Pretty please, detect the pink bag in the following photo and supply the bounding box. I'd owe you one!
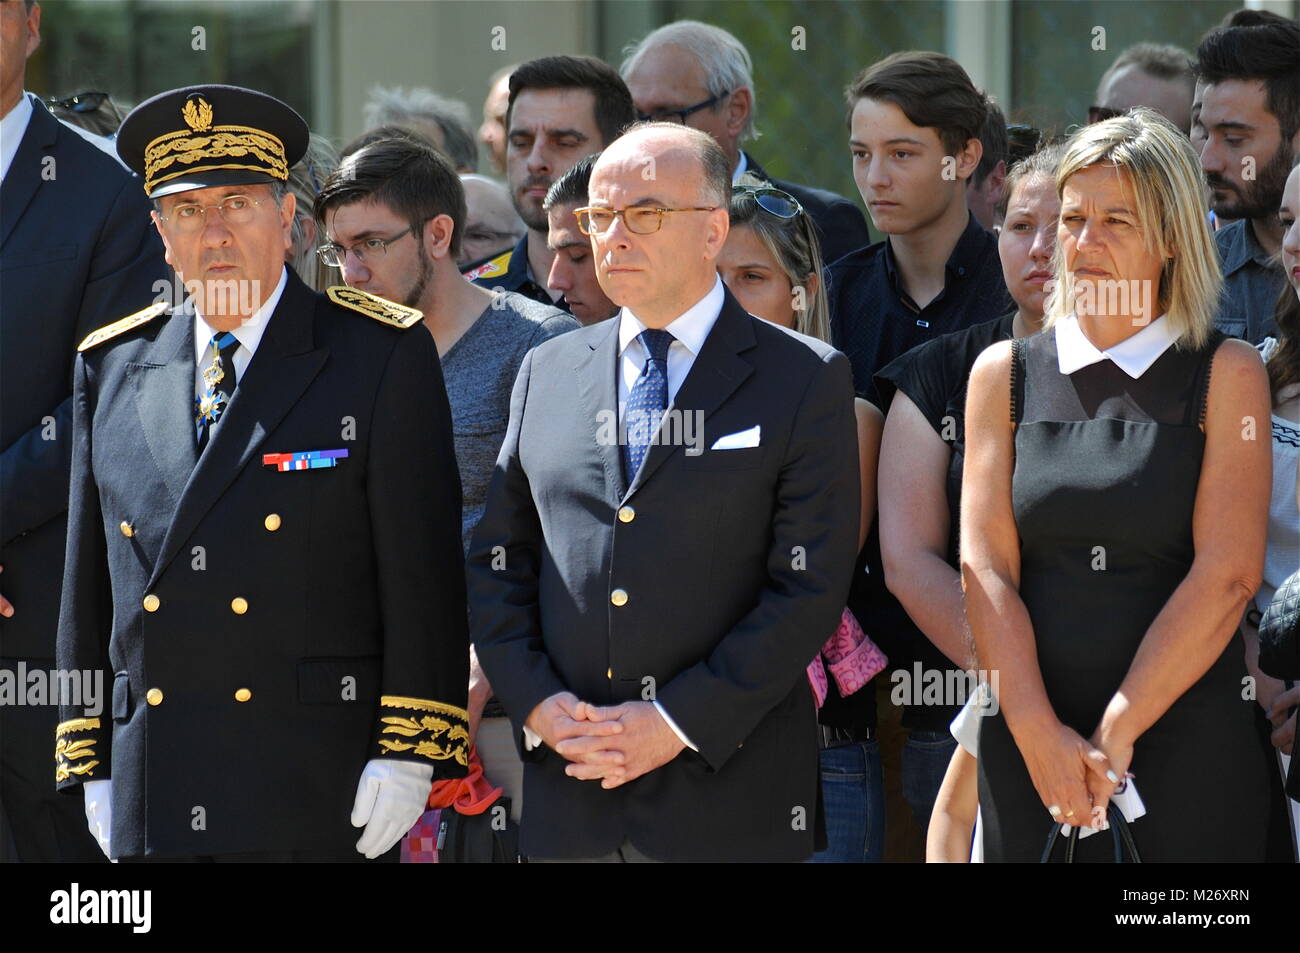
[806,608,888,708]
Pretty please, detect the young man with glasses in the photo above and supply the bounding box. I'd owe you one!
[620,20,871,265]
[468,122,859,862]
[465,55,636,311]
[55,85,470,862]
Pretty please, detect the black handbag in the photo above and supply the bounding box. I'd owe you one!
[436,796,523,863]
[1259,570,1300,680]
[1040,804,1142,863]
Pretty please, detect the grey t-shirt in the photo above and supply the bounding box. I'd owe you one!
[440,291,579,552]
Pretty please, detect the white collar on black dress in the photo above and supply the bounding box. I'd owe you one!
[1055,313,1177,379]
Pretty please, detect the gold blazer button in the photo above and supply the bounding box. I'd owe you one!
[617,506,636,523]
[610,588,628,607]
[264,513,281,532]
[146,688,164,706]
[119,521,135,538]
[142,594,160,612]
[231,597,249,615]
[234,688,252,702]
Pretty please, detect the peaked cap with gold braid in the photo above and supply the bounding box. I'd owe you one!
[116,85,309,198]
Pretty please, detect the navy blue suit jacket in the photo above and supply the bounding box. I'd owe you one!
[0,97,166,658]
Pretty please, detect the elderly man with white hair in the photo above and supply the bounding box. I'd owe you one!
[621,19,871,265]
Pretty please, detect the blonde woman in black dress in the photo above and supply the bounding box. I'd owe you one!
[961,108,1284,861]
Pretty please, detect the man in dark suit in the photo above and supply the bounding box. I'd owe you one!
[0,0,166,862]
[468,121,859,861]
[620,19,872,265]
[55,85,468,861]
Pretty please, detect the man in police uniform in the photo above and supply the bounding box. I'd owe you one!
[55,85,469,861]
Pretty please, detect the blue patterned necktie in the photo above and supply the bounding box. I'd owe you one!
[195,331,240,450]
[623,328,674,482]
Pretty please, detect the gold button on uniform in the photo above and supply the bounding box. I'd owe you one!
[617,506,636,523]
[231,597,249,615]
[610,588,628,607]
[146,688,164,706]
[142,594,160,612]
[607,667,613,679]
[264,513,281,532]
[119,520,134,538]
[234,688,252,703]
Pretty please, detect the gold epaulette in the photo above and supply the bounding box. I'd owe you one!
[462,249,511,281]
[326,286,423,329]
[77,301,168,352]
[376,695,470,767]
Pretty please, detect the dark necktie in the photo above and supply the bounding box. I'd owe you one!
[195,331,239,450]
[623,328,674,482]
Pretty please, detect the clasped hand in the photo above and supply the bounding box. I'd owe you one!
[1017,719,1129,829]
[526,692,685,789]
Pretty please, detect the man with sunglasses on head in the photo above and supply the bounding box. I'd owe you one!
[54,85,470,862]
[0,0,165,862]
[468,121,859,862]
[621,20,871,266]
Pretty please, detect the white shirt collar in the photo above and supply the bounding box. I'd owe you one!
[193,266,288,367]
[1055,313,1178,379]
[731,150,749,184]
[617,274,725,359]
[0,92,35,184]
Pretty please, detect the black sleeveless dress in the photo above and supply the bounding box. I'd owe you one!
[977,325,1284,862]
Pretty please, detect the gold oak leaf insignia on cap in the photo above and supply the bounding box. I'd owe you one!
[78,301,169,352]
[326,286,423,329]
[182,96,214,132]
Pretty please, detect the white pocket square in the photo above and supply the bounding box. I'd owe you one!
[711,425,761,450]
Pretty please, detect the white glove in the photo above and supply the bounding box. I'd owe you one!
[350,758,434,859]
[83,778,113,860]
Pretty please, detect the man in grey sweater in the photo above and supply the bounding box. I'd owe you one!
[315,137,577,825]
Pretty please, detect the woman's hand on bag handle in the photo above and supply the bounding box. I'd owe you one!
[1015,718,1117,828]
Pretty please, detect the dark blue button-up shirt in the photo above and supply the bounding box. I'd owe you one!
[827,212,1013,406]
[1214,218,1284,344]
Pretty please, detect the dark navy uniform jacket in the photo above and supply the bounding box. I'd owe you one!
[465,234,557,309]
[55,269,469,858]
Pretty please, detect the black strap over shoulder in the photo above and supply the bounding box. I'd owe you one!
[1192,329,1229,429]
[1010,337,1024,426]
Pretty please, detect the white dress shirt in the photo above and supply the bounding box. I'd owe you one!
[616,275,725,421]
[522,276,727,754]
[192,266,287,432]
[731,150,750,184]
[1055,313,1177,379]
[0,91,35,184]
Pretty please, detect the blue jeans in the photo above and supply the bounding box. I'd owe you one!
[810,740,885,863]
[902,729,958,837]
